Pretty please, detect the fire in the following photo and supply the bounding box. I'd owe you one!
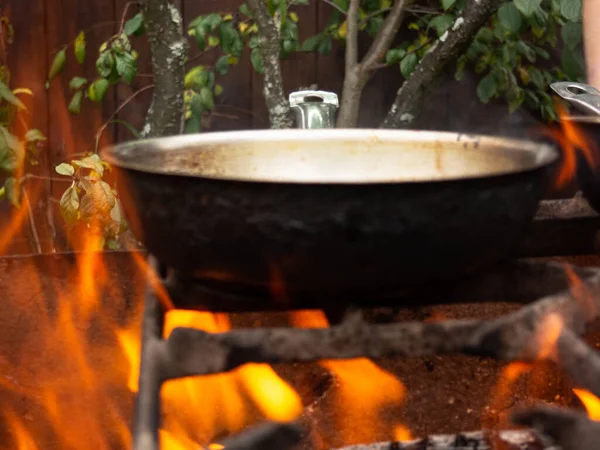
[543,100,599,189]
[290,310,412,445]
[573,388,600,421]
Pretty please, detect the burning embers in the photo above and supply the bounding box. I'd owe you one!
[5,251,600,450]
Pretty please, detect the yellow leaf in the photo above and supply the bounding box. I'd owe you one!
[208,35,220,47]
[223,14,233,21]
[228,55,239,64]
[380,0,392,8]
[239,22,249,33]
[408,22,419,30]
[338,20,348,38]
[289,12,299,22]
[12,88,33,96]
[518,67,530,85]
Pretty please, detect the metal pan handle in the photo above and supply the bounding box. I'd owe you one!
[550,81,600,116]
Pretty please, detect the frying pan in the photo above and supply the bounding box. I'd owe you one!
[550,82,600,213]
[101,129,558,302]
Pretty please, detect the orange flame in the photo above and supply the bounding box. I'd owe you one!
[290,310,412,445]
[573,388,600,420]
[542,100,599,189]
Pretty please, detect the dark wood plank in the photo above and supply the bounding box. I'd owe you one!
[185,0,253,131]
[3,0,53,253]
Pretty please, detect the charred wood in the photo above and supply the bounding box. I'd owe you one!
[218,421,304,450]
[156,261,600,380]
[330,430,547,450]
[512,405,600,450]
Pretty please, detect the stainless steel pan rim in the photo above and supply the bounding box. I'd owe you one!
[100,128,559,185]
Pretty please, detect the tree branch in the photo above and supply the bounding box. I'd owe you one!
[247,0,293,129]
[361,0,408,71]
[139,0,188,137]
[345,0,359,72]
[381,0,500,129]
[336,0,409,127]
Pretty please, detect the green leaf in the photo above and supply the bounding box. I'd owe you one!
[477,73,497,103]
[199,87,215,110]
[514,0,541,16]
[219,21,240,54]
[400,53,418,79]
[72,154,105,176]
[48,47,67,81]
[318,36,333,55]
[562,47,585,79]
[4,177,19,208]
[55,162,75,176]
[188,15,205,30]
[124,12,144,36]
[96,51,115,78]
[386,48,407,65]
[301,35,321,52]
[442,0,457,9]
[239,3,253,16]
[87,78,110,103]
[497,3,522,33]
[115,52,138,84]
[516,41,536,62]
[184,115,202,134]
[203,13,223,32]
[533,46,550,59]
[216,55,229,75]
[251,48,264,73]
[74,31,86,64]
[190,94,205,118]
[561,22,582,50]
[0,81,25,110]
[194,25,206,51]
[214,84,223,96]
[560,0,581,21]
[185,65,205,89]
[60,185,80,226]
[429,14,454,37]
[25,129,46,142]
[68,90,83,114]
[69,76,87,91]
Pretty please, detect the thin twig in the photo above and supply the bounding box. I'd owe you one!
[319,0,347,14]
[22,190,41,254]
[215,104,268,126]
[188,46,218,64]
[93,84,155,148]
[119,2,141,34]
[361,0,410,72]
[23,174,71,183]
[360,6,441,27]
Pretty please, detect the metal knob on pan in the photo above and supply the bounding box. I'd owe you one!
[289,90,339,129]
[550,81,600,214]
